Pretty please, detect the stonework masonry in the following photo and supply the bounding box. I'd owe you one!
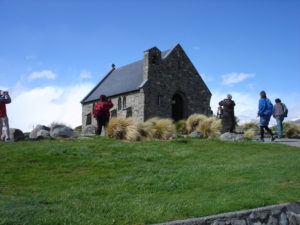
[81,44,212,131]
[82,91,145,127]
[143,45,211,120]
[153,201,300,225]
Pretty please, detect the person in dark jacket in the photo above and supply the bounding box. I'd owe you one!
[273,98,288,138]
[257,91,275,142]
[0,90,11,142]
[93,95,113,135]
[219,94,235,133]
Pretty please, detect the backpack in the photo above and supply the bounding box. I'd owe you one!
[264,98,273,116]
[93,103,104,118]
[281,103,288,117]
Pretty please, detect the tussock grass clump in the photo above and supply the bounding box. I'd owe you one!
[243,129,255,140]
[197,117,222,138]
[50,121,69,128]
[186,114,208,133]
[139,118,175,140]
[106,117,141,142]
[285,123,300,138]
[242,121,259,131]
[175,120,188,135]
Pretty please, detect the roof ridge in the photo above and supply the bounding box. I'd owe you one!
[80,67,115,103]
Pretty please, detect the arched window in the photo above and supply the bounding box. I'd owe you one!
[118,97,122,110]
[86,113,92,125]
[123,96,127,109]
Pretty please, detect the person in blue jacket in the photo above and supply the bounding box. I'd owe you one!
[257,91,275,142]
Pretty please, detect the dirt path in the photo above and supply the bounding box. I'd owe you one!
[262,138,300,148]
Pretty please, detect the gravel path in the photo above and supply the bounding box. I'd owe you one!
[261,138,300,148]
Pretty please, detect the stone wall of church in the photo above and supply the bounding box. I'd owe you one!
[108,91,145,123]
[143,45,212,121]
[81,91,145,132]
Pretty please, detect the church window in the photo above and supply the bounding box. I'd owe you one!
[86,113,92,125]
[123,96,127,109]
[118,97,122,110]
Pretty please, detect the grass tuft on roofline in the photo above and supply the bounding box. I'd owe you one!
[0,137,300,225]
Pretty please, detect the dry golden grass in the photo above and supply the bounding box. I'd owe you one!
[243,129,255,140]
[139,118,175,140]
[186,114,208,133]
[197,117,222,138]
[106,117,141,142]
[242,121,259,131]
[175,120,188,135]
[286,123,300,138]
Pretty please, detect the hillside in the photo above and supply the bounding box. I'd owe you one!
[0,137,300,225]
[293,119,300,124]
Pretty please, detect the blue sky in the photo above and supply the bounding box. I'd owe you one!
[0,0,299,131]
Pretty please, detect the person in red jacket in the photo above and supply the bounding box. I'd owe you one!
[93,95,113,135]
[0,90,11,142]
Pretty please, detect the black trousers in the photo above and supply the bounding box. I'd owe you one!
[96,118,109,135]
[260,126,273,139]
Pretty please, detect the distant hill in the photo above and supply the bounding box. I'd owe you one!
[293,119,300,124]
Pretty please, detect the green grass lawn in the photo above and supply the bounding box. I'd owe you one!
[0,137,300,225]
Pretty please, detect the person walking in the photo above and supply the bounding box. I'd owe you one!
[219,94,236,133]
[257,91,275,142]
[0,90,12,142]
[93,95,113,135]
[273,98,288,138]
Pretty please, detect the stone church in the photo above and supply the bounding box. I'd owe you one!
[81,44,212,130]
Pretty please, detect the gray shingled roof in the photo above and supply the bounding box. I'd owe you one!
[81,49,171,104]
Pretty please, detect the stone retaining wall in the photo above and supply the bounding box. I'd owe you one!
[153,201,300,225]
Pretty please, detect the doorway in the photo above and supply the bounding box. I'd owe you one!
[172,93,185,121]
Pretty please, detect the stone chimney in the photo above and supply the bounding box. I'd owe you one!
[143,47,161,80]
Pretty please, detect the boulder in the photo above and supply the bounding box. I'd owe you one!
[189,130,203,138]
[36,129,50,138]
[50,125,77,138]
[82,125,97,136]
[9,128,25,141]
[29,125,50,139]
[220,132,244,142]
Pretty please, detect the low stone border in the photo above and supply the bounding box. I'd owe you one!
[152,201,300,225]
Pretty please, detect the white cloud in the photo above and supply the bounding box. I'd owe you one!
[211,91,259,124]
[211,91,300,125]
[79,70,92,79]
[0,86,8,92]
[193,46,201,51]
[6,83,94,132]
[28,70,56,81]
[221,73,255,85]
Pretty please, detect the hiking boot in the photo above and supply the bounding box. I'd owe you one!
[271,136,276,141]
